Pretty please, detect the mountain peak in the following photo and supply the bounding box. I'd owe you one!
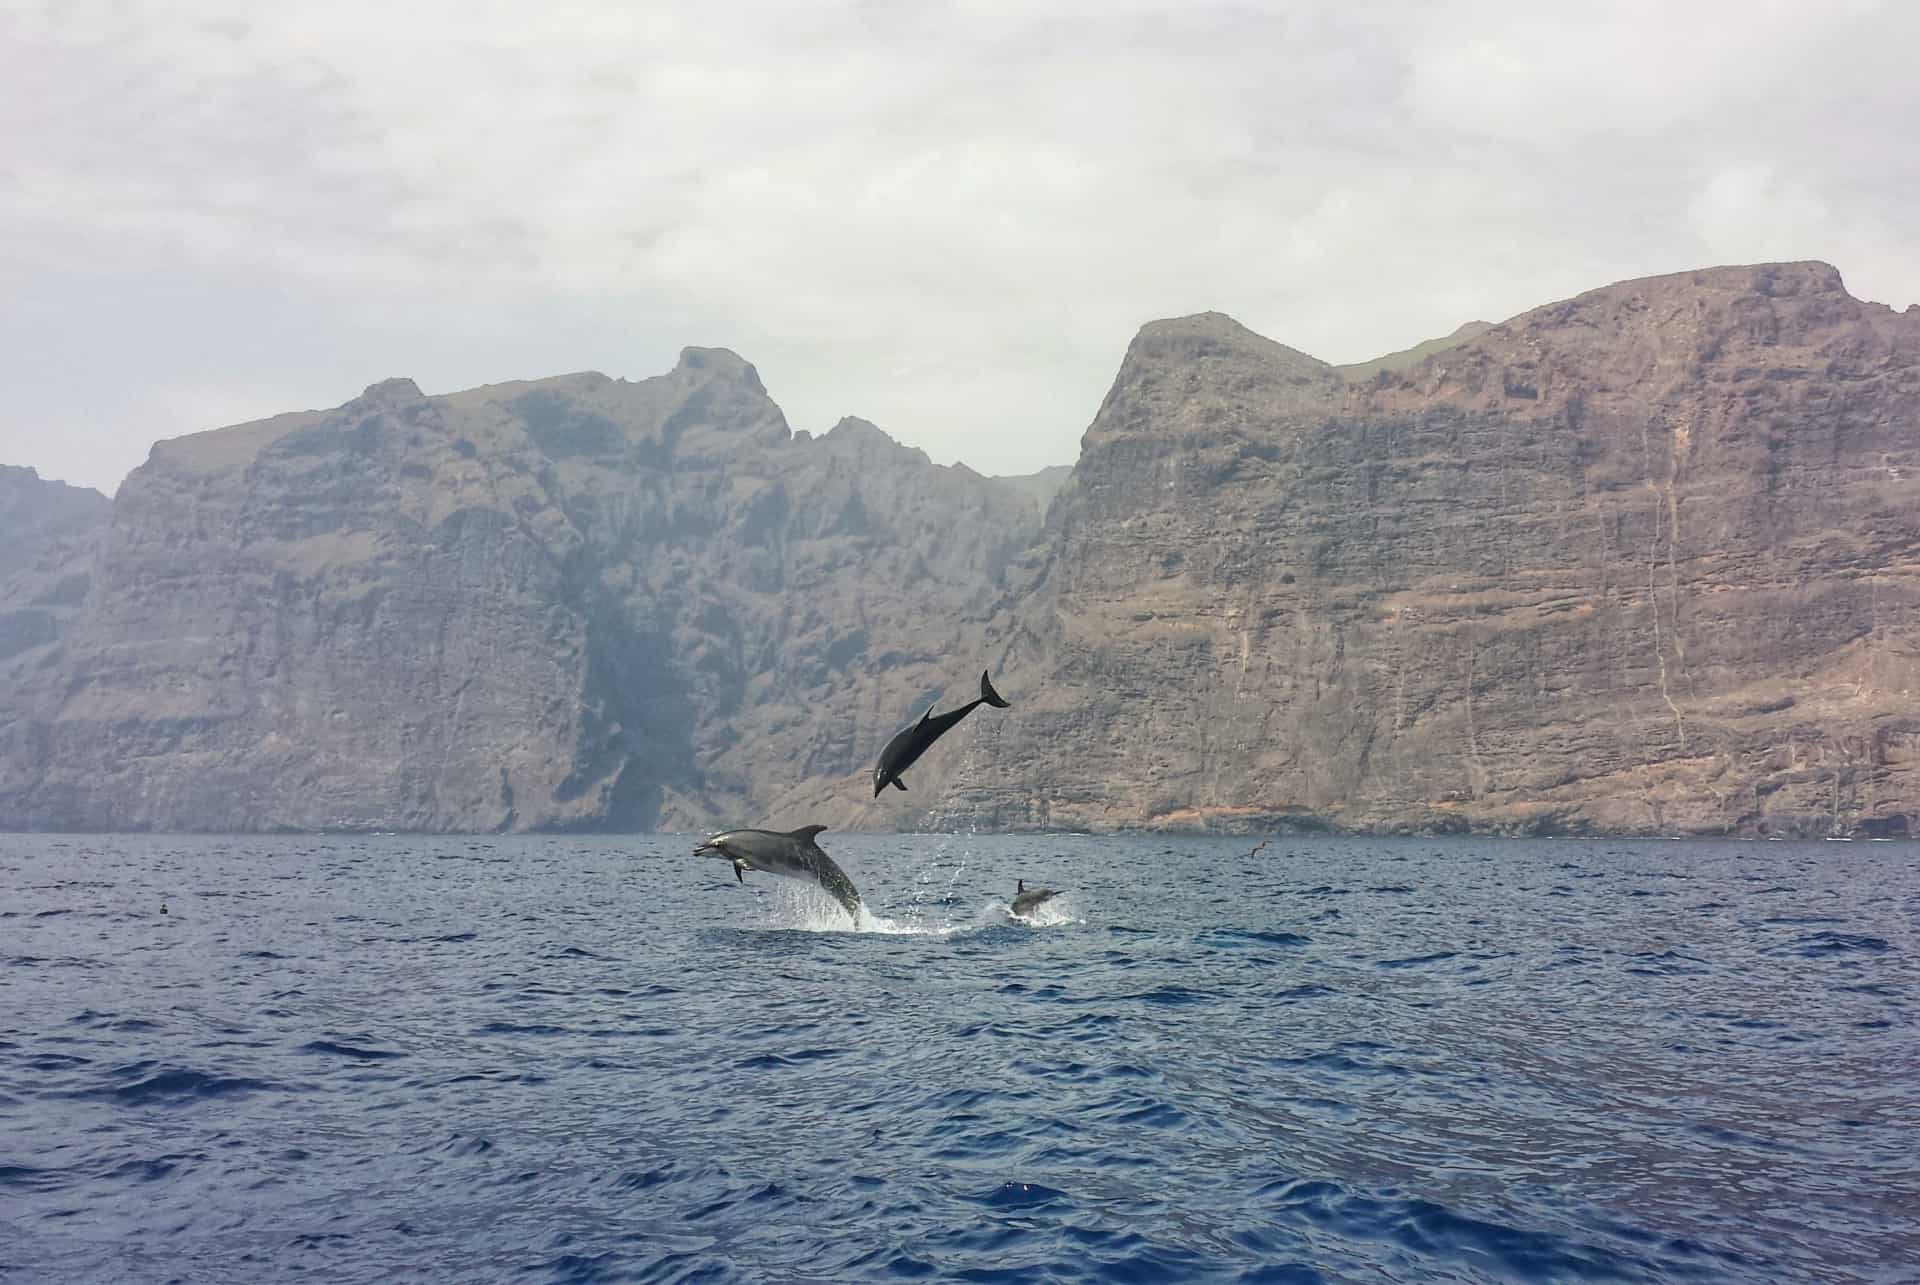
[1087,311,1341,441]
[1131,312,1330,370]
[357,377,423,404]
[674,346,766,395]
[824,415,891,444]
[1346,258,1903,415]
[820,416,931,466]
[1555,260,1858,326]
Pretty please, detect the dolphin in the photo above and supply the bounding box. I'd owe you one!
[1011,879,1059,918]
[694,825,863,920]
[872,670,1011,797]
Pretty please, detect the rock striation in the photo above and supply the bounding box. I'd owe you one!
[931,262,1920,837]
[0,466,110,670]
[0,357,1041,831]
[2,260,1917,836]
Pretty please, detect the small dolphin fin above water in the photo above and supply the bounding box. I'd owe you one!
[1012,878,1060,918]
[871,669,1013,797]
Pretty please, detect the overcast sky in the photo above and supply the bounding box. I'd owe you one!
[3,0,1916,495]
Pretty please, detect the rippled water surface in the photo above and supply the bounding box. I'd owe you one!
[3,833,1918,1282]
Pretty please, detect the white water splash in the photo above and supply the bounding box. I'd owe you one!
[757,884,1001,936]
[1007,894,1084,928]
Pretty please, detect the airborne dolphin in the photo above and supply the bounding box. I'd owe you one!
[694,825,863,920]
[872,670,1011,797]
[1011,878,1060,918]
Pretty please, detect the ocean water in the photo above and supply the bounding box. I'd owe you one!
[1,833,1916,1283]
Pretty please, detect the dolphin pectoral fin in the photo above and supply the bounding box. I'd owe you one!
[733,860,746,884]
[891,777,908,792]
[979,669,1010,709]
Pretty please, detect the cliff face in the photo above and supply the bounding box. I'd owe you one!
[0,357,1041,831]
[0,466,109,672]
[4,261,1918,836]
[929,262,1920,837]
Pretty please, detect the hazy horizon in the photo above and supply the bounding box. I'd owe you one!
[5,0,1918,495]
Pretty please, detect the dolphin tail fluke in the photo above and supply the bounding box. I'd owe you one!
[836,891,863,921]
[818,862,864,922]
[979,670,1010,709]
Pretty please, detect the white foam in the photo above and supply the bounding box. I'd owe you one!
[1009,895,1083,928]
[758,884,989,936]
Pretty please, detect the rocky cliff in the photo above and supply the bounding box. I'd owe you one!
[3,261,1916,836]
[0,465,110,672]
[921,262,1920,837]
[0,356,1042,831]
[0,468,109,816]
[0,464,106,668]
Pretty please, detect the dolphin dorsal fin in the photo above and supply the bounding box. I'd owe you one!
[788,824,829,841]
[918,705,935,726]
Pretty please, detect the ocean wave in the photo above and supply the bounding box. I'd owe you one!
[2,831,1914,1283]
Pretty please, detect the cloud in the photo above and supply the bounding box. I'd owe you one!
[1,0,1916,493]
[1688,165,1831,262]
[1402,0,1887,141]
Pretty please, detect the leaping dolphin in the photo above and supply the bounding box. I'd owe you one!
[1011,878,1060,918]
[695,825,863,920]
[872,670,1011,797]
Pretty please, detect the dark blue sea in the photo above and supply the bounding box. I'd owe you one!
[2,833,1917,1283]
